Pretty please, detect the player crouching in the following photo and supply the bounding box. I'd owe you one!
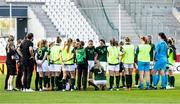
[88,60,106,91]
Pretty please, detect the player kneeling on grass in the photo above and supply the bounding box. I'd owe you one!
[107,38,120,91]
[166,37,176,89]
[35,40,49,91]
[136,36,151,90]
[88,60,106,91]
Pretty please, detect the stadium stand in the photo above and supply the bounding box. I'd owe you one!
[73,0,141,43]
[42,0,99,44]
[30,4,59,38]
[73,0,180,46]
[6,0,45,2]
[177,7,180,11]
[120,0,180,51]
[0,0,180,51]
[119,0,180,40]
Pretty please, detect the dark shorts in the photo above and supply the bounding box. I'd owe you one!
[119,62,124,73]
[6,62,16,75]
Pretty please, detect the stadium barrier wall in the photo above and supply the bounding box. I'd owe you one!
[1,55,180,75]
[0,56,7,75]
[175,54,180,74]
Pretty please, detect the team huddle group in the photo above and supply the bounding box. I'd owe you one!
[4,32,176,92]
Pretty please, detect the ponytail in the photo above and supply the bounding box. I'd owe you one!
[158,32,167,43]
[140,36,148,44]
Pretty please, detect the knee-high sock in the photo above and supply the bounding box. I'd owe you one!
[122,75,125,86]
[168,75,171,85]
[156,74,160,85]
[39,77,43,89]
[153,74,160,87]
[51,77,55,89]
[139,82,143,89]
[35,72,39,90]
[47,78,50,88]
[109,76,114,89]
[164,75,168,86]
[116,76,120,88]
[55,77,59,88]
[44,76,48,88]
[71,78,75,89]
[150,74,153,86]
[153,75,157,87]
[161,75,166,88]
[171,76,175,87]
[126,75,130,88]
[129,75,132,88]
[135,74,139,85]
[146,81,150,89]
[62,79,66,90]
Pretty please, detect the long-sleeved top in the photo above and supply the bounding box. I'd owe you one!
[154,40,168,62]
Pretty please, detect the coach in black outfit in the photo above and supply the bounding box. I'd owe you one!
[20,33,34,92]
[4,35,16,90]
[15,39,23,90]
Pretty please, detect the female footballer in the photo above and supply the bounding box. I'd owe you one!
[107,38,120,91]
[61,38,76,91]
[136,36,151,90]
[35,40,49,91]
[152,32,168,90]
[122,37,135,91]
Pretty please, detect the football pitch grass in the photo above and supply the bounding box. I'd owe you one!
[0,75,180,104]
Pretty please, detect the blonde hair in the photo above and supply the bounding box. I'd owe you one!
[6,41,14,53]
[95,60,103,72]
[63,38,73,53]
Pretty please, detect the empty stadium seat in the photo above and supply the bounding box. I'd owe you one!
[42,0,98,42]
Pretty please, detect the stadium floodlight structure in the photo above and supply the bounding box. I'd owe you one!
[9,3,12,34]
[118,0,122,41]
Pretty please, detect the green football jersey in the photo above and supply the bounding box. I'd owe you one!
[37,46,48,60]
[85,46,95,61]
[76,48,86,64]
[91,66,106,80]
[95,46,108,62]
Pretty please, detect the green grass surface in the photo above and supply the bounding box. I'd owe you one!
[0,75,180,104]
